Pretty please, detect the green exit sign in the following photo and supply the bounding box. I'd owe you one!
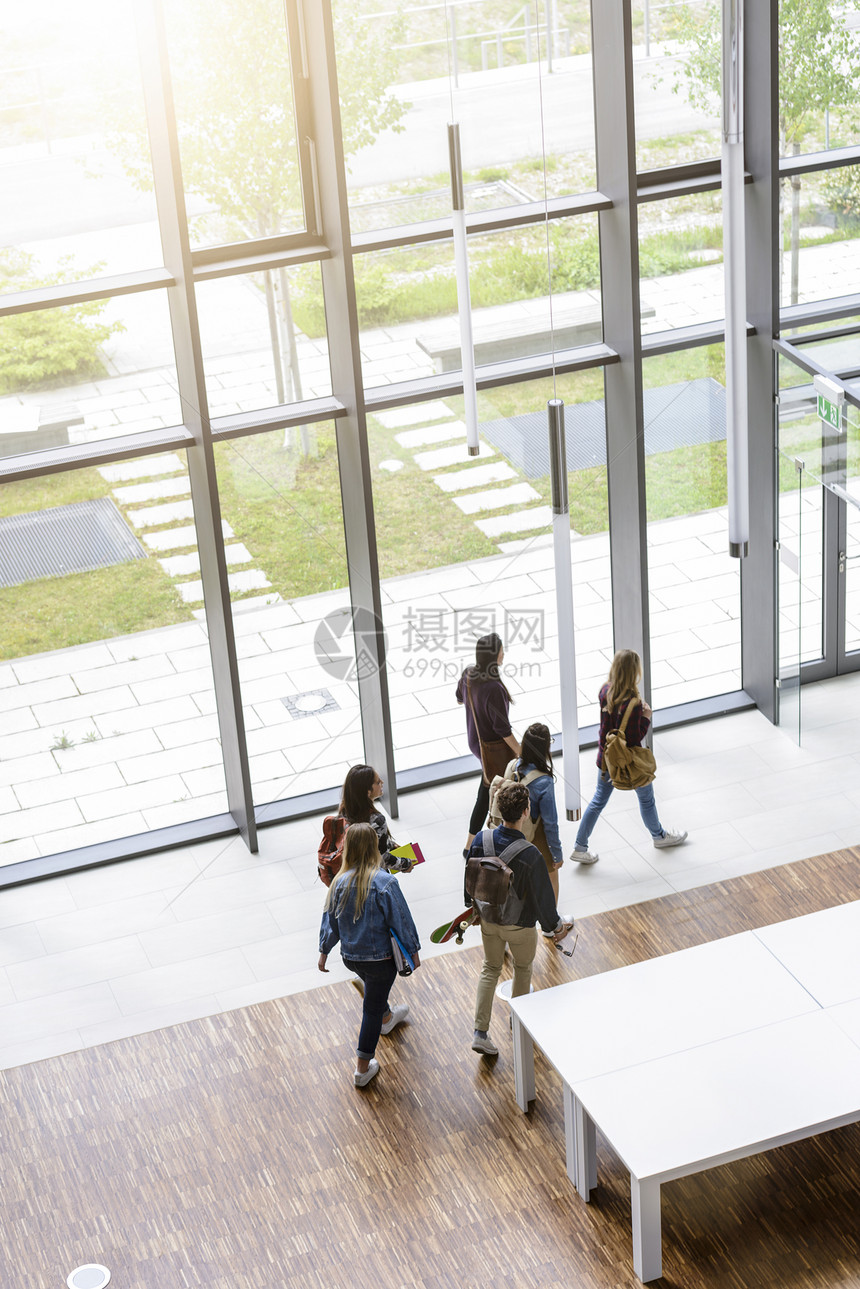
[818,394,841,428]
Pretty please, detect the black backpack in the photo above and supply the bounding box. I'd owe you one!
[465,829,531,924]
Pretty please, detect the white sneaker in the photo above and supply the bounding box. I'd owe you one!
[381,1004,409,1035]
[471,1031,499,1056]
[654,828,688,849]
[571,849,599,865]
[354,1058,379,1087]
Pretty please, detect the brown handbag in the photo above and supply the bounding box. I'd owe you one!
[603,698,656,790]
[466,678,512,786]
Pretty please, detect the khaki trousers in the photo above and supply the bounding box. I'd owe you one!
[474,921,538,1033]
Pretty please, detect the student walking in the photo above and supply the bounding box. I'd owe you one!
[572,649,687,864]
[467,781,573,1057]
[456,632,520,857]
[318,823,420,1088]
[508,722,565,903]
[337,765,414,874]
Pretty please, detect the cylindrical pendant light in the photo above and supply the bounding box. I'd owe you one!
[448,122,480,456]
[722,0,749,557]
[548,398,582,821]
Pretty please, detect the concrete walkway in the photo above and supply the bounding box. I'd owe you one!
[0,669,858,1073]
[1,490,740,866]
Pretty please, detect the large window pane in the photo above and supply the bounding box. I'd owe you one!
[196,266,331,417]
[212,423,362,803]
[357,216,600,389]
[0,0,161,280]
[644,344,741,707]
[0,448,227,867]
[638,191,723,334]
[777,352,826,664]
[776,0,860,160]
[164,0,304,248]
[367,369,611,774]
[781,163,860,310]
[0,290,181,460]
[633,0,720,171]
[341,1,597,236]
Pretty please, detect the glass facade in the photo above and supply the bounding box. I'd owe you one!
[0,0,161,280]
[1,0,854,876]
[0,449,227,869]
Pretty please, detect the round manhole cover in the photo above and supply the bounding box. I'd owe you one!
[67,1267,111,1289]
[294,692,328,713]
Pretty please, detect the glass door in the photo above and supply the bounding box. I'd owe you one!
[776,445,803,742]
[776,346,860,705]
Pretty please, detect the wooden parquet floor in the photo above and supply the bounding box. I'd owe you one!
[5,847,860,1289]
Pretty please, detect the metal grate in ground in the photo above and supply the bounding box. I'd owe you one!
[0,498,147,588]
[480,377,727,478]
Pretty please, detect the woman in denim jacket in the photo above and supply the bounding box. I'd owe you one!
[515,723,564,905]
[319,823,421,1088]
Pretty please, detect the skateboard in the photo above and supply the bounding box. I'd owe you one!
[430,907,478,945]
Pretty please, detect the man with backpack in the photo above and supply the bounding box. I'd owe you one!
[465,781,574,1056]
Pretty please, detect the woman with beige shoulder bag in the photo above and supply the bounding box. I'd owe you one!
[455,632,520,859]
[571,649,687,865]
[489,723,564,905]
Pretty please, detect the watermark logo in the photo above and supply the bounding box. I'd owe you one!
[399,607,545,680]
[314,606,387,682]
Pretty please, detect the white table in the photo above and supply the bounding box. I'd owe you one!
[509,902,860,1282]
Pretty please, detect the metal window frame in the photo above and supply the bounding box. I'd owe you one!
[592,0,651,698]
[134,0,257,851]
[0,0,822,886]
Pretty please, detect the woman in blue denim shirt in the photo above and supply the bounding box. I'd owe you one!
[515,723,564,905]
[319,823,421,1088]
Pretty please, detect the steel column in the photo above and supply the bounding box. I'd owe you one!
[297,0,398,816]
[135,0,257,849]
[741,0,779,720]
[591,0,650,696]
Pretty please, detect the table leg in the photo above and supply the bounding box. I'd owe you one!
[563,1082,578,1188]
[511,1015,534,1111]
[631,1176,662,1283]
[573,1096,596,1201]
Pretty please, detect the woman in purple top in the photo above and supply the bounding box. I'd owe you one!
[571,649,687,864]
[455,632,521,855]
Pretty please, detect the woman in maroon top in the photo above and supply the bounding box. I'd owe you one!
[455,632,521,855]
[571,649,687,864]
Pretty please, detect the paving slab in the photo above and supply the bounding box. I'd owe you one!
[14,762,126,810]
[111,476,191,505]
[11,644,116,686]
[395,419,466,448]
[374,402,455,429]
[158,543,253,578]
[127,499,196,529]
[142,521,234,551]
[433,461,518,492]
[413,440,495,470]
[0,675,78,714]
[177,569,272,603]
[0,798,84,845]
[452,482,542,514]
[78,775,190,823]
[98,454,185,482]
[474,506,553,537]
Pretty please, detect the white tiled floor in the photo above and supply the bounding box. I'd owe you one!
[1,670,859,1072]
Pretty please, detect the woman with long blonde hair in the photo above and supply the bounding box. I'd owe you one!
[319,822,420,1088]
[571,649,687,864]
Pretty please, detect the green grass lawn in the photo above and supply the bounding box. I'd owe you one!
[0,464,192,661]
[1,560,189,660]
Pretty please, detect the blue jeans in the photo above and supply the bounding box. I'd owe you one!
[343,956,397,1060]
[574,769,664,849]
